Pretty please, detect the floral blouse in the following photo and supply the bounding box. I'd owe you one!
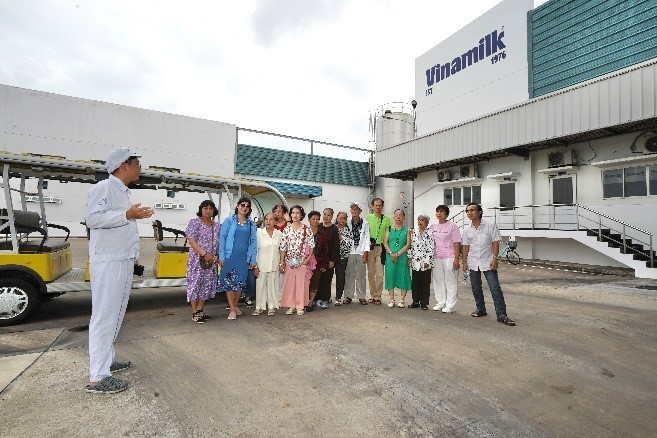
[337,225,353,260]
[280,224,315,261]
[409,228,435,271]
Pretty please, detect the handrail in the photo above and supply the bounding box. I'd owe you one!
[574,204,652,236]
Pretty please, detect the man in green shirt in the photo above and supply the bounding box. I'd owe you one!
[366,197,391,304]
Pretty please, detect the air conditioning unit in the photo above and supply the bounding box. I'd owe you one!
[437,170,452,181]
[547,150,575,167]
[458,164,477,179]
[643,136,657,154]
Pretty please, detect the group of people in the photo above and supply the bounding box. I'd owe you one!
[84,148,514,395]
[184,197,516,328]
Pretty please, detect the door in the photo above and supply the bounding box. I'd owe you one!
[550,175,576,230]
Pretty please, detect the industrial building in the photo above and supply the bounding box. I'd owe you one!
[374,0,657,277]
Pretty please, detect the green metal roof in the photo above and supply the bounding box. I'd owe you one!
[265,181,322,198]
[236,144,370,187]
[529,0,657,98]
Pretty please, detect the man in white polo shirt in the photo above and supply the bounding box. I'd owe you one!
[85,148,154,393]
[461,202,515,326]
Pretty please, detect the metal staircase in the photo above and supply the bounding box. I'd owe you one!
[450,204,656,278]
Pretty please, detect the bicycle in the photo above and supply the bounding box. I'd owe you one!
[499,239,520,265]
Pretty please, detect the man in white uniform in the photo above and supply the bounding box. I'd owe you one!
[85,148,154,394]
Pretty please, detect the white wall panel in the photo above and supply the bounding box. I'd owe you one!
[378,60,657,178]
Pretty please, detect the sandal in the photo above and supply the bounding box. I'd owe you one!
[197,308,210,320]
[268,308,276,316]
[367,298,375,303]
[192,312,205,324]
[388,299,395,308]
[109,361,131,374]
[374,299,382,305]
[471,309,488,317]
[334,299,342,306]
[397,299,405,308]
[252,309,262,316]
[343,297,352,305]
[359,299,368,305]
[85,376,128,394]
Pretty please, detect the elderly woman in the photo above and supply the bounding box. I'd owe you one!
[218,196,258,320]
[408,214,435,310]
[383,209,411,308]
[252,212,283,316]
[273,204,290,232]
[186,200,220,323]
[429,205,461,313]
[334,211,352,305]
[280,205,315,315]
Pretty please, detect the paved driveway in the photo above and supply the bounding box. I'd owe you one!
[2,259,657,437]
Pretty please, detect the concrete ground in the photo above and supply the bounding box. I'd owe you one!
[1,239,657,437]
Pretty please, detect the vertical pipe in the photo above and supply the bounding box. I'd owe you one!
[598,216,602,242]
[622,224,626,254]
[650,234,655,268]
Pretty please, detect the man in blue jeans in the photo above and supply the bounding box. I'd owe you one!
[461,202,515,326]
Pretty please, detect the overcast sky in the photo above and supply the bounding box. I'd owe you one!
[0,0,546,156]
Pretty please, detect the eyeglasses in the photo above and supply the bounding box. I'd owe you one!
[239,203,250,208]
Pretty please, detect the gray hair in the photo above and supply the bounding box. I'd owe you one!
[417,214,430,224]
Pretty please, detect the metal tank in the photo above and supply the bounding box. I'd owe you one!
[370,102,416,227]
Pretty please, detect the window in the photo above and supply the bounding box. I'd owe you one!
[463,187,472,204]
[443,188,453,206]
[603,165,655,199]
[452,187,461,205]
[624,166,647,197]
[472,185,481,204]
[602,169,623,198]
[499,183,515,209]
[444,185,481,206]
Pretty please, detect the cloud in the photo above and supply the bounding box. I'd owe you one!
[251,0,346,47]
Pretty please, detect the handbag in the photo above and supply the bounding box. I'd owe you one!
[199,222,215,270]
[289,225,307,268]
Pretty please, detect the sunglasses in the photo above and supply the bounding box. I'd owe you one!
[239,203,251,208]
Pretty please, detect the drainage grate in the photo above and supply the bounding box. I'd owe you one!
[635,285,657,290]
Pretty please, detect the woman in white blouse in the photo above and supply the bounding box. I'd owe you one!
[408,214,435,310]
[252,213,283,316]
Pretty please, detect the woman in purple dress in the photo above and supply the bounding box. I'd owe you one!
[186,200,220,323]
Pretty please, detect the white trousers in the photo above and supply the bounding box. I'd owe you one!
[256,271,280,310]
[432,258,458,309]
[89,259,133,382]
[345,254,366,299]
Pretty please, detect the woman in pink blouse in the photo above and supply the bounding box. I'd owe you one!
[429,205,461,313]
[279,205,315,315]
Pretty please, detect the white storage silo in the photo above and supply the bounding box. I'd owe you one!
[371,102,416,227]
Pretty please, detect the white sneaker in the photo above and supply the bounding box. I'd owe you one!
[433,304,444,311]
[388,301,395,308]
[442,307,454,313]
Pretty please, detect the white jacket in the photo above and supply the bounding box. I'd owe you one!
[346,217,370,255]
[86,175,140,262]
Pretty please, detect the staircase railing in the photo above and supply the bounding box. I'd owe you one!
[449,204,654,268]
